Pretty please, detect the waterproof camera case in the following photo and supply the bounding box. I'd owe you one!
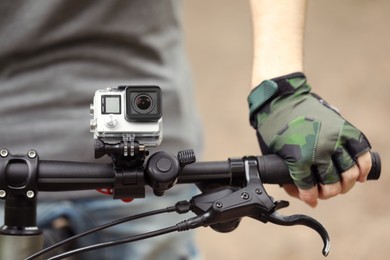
[90,86,162,158]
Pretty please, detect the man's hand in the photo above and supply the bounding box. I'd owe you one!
[283,151,371,207]
[248,73,372,207]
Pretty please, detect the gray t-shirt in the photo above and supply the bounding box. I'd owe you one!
[0,0,202,198]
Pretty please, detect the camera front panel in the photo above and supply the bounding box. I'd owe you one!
[125,86,162,122]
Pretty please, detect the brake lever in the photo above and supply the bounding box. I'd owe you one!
[190,157,331,256]
[256,200,330,257]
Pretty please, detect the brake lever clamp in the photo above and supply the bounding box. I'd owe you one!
[190,157,275,231]
[190,157,330,256]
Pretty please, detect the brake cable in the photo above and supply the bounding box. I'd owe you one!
[25,202,190,260]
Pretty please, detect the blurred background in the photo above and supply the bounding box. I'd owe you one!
[182,0,389,259]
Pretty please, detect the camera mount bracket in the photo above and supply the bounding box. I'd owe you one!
[94,139,148,159]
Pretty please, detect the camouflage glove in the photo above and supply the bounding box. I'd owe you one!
[248,72,371,189]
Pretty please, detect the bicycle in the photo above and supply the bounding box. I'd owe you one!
[0,86,382,259]
[0,147,381,260]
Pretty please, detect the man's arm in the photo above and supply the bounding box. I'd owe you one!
[249,0,306,87]
[248,0,372,207]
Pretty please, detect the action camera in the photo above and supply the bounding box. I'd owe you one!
[90,86,162,158]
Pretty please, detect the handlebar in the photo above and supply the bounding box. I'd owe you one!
[180,152,381,185]
[0,149,381,259]
[2,151,381,193]
[37,161,115,191]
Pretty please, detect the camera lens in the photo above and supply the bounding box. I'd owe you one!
[134,93,153,114]
[135,94,152,111]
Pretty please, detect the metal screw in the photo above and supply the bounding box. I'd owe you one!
[0,190,6,198]
[216,202,223,208]
[255,189,262,194]
[26,190,35,199]
[90,104,95,115]
[0,149,8,158]
[27,150,37,159]
[241,192,250,200]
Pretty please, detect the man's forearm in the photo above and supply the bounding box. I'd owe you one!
[249,0,307,88]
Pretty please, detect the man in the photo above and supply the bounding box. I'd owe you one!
[0,0,372,259]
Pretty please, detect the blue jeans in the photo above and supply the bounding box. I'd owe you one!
[0,186,201,260]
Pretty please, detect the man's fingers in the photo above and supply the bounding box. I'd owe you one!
[298,186,318,208]
[284,151,372,206]
[283,185,319,207]
[339,151,371,193]
[340,164,359,194]
[284,184,340,207]
[356,151,372,182]
[283,184,300,199]
[319,182,342,199]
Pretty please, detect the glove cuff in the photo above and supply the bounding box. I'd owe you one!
[248,72,307,128]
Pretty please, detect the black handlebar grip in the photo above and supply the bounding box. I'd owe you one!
[258,152,381,184]
[256,155,291,185]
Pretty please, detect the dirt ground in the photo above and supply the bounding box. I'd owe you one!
[182,1,390,259]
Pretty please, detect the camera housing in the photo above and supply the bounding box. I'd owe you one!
[90,86,162,158]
